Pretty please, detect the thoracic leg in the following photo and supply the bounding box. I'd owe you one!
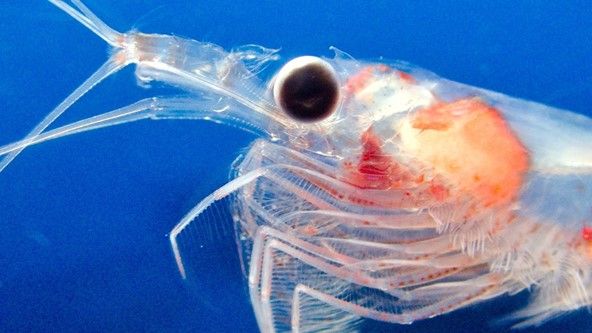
[170,140,509,331]
[249,225,510,332]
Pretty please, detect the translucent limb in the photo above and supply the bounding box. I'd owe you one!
[256,236,362,332]
[0,55,127,173]
[170,166,269,279]
[0,96,260,158]
[237,140,451,213]
[0,1,129,173]
[169,142,444,279]
[229,144,505,330]
[170,161,422,278]
[170,140,512,331]
[224,142,477,286]
[249,225,509,331]
[9,1,285,174]
[169,155,450,279]
[48,0,123,47]
[291,284,362,333]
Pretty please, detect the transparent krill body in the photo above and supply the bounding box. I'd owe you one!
[2,1,592,332]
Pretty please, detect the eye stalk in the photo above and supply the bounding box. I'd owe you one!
[273,56,340,122]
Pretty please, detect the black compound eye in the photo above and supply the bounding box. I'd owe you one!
[273,56,340,122]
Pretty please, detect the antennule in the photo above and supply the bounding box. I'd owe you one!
[48,0,123,47]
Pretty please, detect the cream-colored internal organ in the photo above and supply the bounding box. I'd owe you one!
[399,99,529,206]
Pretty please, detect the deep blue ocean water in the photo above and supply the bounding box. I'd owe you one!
[0,1,591,332]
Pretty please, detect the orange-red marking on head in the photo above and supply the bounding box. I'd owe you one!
[344,65,412,94]
[583,226,592,241]
[582,226,592,258]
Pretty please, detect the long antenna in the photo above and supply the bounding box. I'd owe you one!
[0,1,128,173]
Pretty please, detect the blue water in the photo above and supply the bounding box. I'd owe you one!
[0,1,591,332]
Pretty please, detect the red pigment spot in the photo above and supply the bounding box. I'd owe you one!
[344,65,392,94]
[397,71,415,84]
[429,181,449,201]
[359,130,391,175]
[302,225,318,236]
[310,177,377,207]
[582,226,592,241]
[582,225,592,258]
[114,50,127,65]
[343,128,414,190]
[353,129,395,189]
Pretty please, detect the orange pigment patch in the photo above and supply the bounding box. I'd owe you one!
[302,225,319,236]
[114,50,127,65]
[582,226,592,257]
[406,99,529,206]
[583,226,592,241]
[344,65,394,94]
[397,71,415,84]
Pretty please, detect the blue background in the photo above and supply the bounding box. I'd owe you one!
[0,1,591,332]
